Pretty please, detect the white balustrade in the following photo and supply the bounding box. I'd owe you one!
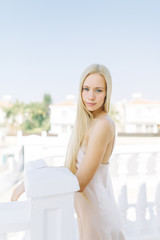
[155,151,160,236]
[137,153,150,184]
[118,185,128,226]
[0,159,79,240]
[155,183,160,235]
[1,146,160,240]
[117,154,130,185]
[155,152,160,182]
[136,183,148,235]
[116,154,129,226]
[0,200,30,240]
[115,151,160,240]
[135,153,149,236]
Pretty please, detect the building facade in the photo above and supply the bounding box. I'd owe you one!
[49,96,77,136]
[115,94,160,134]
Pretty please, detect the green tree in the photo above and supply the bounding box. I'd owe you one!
[42,94,52,108]
[4,94,53,134]
[22,100,50,133]
[3,100,25,134]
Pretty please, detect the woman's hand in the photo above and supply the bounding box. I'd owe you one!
[11,181,25,201]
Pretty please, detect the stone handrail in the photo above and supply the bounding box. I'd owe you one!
[0,147,160,240]
[0,159,79,240]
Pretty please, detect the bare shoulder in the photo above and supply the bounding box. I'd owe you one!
[91,115,115,139]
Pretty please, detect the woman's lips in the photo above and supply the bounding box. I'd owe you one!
[85,102,96,106]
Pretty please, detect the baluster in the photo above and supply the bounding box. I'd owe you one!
[155,152,160,183]
[117,153,130,189]
[136,152,150,235]
[155,183,160,234]
[137,153,150,184]
[118,185,128,224]
[155,152,160,234]
[117,154,130,224]
[136,183,147,234]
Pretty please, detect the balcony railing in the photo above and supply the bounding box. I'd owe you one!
[0,159,80,240]
[0,143,160,240]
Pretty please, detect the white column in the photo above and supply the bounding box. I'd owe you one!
[155,152,160,183]
[155,152,160,234]
[25,160,79,240]
[155,183,160,235]
[117,154,130,224]
[136,153,150,235]
[137,153,150,184]
[117,153,130,189]
[136,182,147,234]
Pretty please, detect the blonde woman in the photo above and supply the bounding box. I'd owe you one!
[11,63,126,239]
[65,64,126,239]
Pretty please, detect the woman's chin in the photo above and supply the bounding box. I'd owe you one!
[86,106,97,112]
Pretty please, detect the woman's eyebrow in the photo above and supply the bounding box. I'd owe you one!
[83,85,104,89]
[95,87,104,89]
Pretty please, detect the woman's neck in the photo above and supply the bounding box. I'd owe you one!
[92,109,107,119]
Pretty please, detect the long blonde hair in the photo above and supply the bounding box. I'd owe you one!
[65,64,112,173]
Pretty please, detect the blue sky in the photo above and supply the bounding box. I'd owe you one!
[0,0,160,104]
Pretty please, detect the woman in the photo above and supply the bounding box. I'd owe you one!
[11,63,126,240]
[65,64,126,239]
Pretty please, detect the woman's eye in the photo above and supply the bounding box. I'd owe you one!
[83,87,89,91]
[96,89,102,93]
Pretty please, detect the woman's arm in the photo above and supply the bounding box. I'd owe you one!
[11,159,47,201]
[76,118,114,192]
[11,181,25,201]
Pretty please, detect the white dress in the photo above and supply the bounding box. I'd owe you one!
[74,119,126,240]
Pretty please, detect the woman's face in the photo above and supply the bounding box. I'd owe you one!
[82,73,106,115]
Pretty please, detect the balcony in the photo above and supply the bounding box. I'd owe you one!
[0,135,160,240]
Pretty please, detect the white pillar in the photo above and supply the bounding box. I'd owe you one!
[155,183,160,235]
[136,153,150,235]
[155,152,160,183]
[117,153,130,190]
[155,152,160,234]
[117,154,130,225]
[136,183,147,234]
[25,159,79,240]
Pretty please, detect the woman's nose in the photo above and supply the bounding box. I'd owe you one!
[88,90,95,99]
